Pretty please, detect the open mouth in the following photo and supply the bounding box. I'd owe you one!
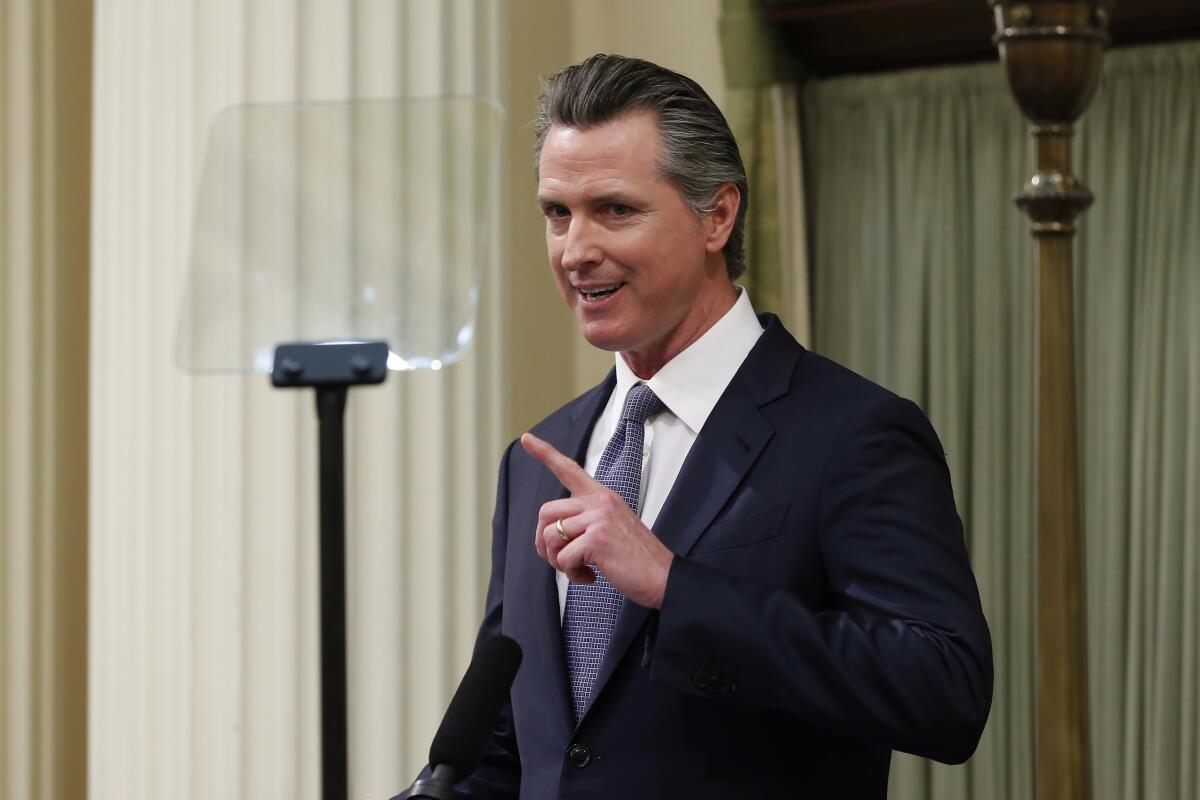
[578,283,625,303]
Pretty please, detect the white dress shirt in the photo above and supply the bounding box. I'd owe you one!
[557,287,764,616]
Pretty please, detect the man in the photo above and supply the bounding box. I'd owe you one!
[433,54,991,798]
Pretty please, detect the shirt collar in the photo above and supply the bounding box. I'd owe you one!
[612,287,764,435]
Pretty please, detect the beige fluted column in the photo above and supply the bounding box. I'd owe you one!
[89,2,502,798]
[0,1,91,799]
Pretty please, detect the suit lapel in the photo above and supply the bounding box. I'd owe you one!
[525,371,615,735]
[585,317,801,718]
[587,378,773,709]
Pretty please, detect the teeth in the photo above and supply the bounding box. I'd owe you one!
[580,283,621,299]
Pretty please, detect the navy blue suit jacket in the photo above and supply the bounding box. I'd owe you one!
[447,315,991,799]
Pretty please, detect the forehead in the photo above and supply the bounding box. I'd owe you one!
[537,111,665,197]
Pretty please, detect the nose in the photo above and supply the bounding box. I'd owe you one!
[560,217,603,273]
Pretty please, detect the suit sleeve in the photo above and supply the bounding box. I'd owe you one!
[649,394,993,764]
[406,441,522,800]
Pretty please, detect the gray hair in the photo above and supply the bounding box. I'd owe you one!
[534,54,750,280]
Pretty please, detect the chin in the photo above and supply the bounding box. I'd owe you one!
[577,320,631,353]
[579,330,625,353]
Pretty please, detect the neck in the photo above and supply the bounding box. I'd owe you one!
[620,283,738,379]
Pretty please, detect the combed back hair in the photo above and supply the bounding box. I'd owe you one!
[534,54,750,280]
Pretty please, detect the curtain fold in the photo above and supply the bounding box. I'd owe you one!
[719,0,810,344]
[804,41,1200,800]
[1074,43,1200,800]
[89,2,503,798]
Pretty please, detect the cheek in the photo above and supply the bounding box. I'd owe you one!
[545,240,564,273]
[548,254,576,300]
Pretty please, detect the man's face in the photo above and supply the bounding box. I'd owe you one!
[536,111,736,374]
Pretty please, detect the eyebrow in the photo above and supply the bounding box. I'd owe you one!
[536,192,639,209]
[591,192,638,207]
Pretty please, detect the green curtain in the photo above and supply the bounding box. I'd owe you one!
[719,0,807,337]
[804,41,1200,800]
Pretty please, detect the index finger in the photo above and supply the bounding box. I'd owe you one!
[521,432,600,495]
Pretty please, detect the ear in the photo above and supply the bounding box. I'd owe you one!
[703,183,740,255]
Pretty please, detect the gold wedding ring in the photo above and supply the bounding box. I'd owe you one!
[556,518,571,543]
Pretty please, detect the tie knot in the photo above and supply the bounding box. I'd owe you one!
[621,383,664,425]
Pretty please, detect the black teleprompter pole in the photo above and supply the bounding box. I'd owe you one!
[317,385,349,800]
[271,341,389,800]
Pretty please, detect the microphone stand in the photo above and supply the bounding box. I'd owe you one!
[272,340,390,800]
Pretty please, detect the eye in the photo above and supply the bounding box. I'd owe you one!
[608,203,632,217]
[542,204,570,219]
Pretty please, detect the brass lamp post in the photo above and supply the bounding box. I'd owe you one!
[989,2,1111,798]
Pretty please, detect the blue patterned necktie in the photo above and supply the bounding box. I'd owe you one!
[563,383,665,722]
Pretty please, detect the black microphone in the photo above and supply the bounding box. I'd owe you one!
[396,634,523,800]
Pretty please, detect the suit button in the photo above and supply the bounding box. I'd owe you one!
[567,743,592,768]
